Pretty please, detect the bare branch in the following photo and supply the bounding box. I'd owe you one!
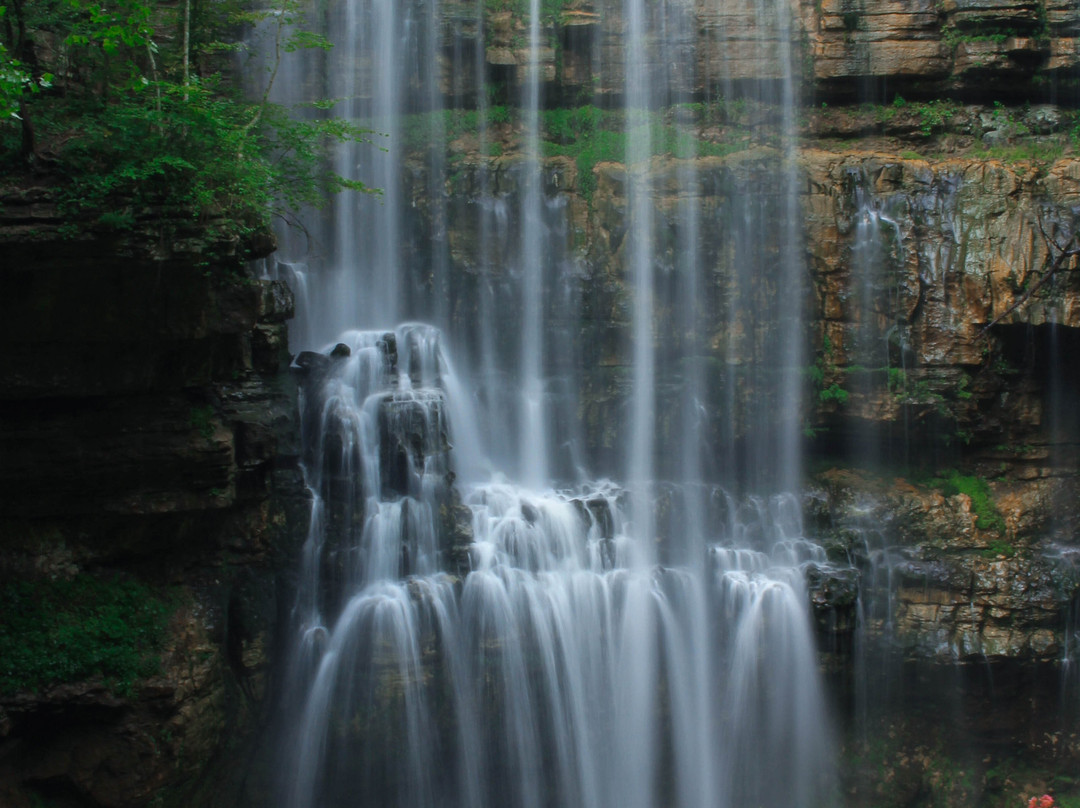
[982,211,1079,334]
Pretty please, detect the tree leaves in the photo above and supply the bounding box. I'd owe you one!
[1,0,378,257]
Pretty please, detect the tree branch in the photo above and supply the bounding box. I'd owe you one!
[238,8,286,156]
[982,211,1080,334]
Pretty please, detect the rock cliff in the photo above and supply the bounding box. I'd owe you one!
[4,0,1080,804]
[0,186,305,808]
[445,0,1080,101]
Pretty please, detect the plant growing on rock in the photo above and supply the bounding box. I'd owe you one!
[929,470,1006,533]
[0,574,173,695]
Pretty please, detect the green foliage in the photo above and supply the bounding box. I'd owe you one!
[488,104,512,125]
[0,36,52,120]
[993,356,1019,376]
[806,333,847,406]
[822,333,836,357]
[915,99,956,137]
[0,574,173,695]
[189,404,215,439]
[872,96,956,136]
[405,103,759,203]
[0,0,376,253]
[887,366,906,392]
[928,470,1006,533]
[972,139,1065,165]
[539,105,750,201]
[942,22,1026,51]
[981,538,1016,559]
[819,382,849,405]
[955,372,973,400]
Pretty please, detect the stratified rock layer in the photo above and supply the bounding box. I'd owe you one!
[404,139,1080,665]
[434,0,1080,102]
[0,188,305,808]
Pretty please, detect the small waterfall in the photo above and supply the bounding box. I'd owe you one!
[847,181,906,468]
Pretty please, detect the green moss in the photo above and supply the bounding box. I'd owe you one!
[189,405,216,440]
[887,366,906,391]
[402,103,758,203]
[0,574,173,696]
[981,538,1016,559]
[929,471,1006,533]
[972,140,1065,165]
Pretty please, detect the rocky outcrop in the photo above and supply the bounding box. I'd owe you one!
[399,128,1080,662]
[0,190,305,808]
[806,468,1078,662]
[431,0,1080,103]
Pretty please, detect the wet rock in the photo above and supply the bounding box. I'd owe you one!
[805,563,860,642]
[811,467,1080,663]
[292,350,332,373]
[520,501,540,524]
[331,342,352,358]
[0,246,302,807]
[378,332,399,371]
[440,489,474,577]
[257,279,295,322]
[1025,105,1063,135]
[377,392,450,498]
[584,496,616,540]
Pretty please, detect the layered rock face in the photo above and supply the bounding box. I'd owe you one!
[442,0,1080,103]
[0,188,305,808]
[3,0,1080,805]
[412,140,1080,663]
[397,115,1080,807]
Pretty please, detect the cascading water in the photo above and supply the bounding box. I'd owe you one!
[269,1,843,806]
[846,179,907,468]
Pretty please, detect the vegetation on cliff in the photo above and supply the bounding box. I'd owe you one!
[0,0,372,251]
[0,574,172,695]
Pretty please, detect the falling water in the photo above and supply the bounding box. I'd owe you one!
[269,1,841,806]
[848,181,906,468]
[519,0,549,488]
[624,0,657,558]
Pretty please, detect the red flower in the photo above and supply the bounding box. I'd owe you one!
[1039,796,1054,808]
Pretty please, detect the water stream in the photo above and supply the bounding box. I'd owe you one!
[267,1,844,805]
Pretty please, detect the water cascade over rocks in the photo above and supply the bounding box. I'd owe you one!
[283,325,836,808]
[269,0,846,806]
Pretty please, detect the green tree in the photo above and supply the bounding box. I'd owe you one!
[0,0,375,257]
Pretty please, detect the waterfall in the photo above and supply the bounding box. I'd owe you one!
[269,1,842,806]
[847,180,906,468]
[519,0,549,488]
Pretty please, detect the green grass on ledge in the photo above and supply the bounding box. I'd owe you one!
[0,574,173,696]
